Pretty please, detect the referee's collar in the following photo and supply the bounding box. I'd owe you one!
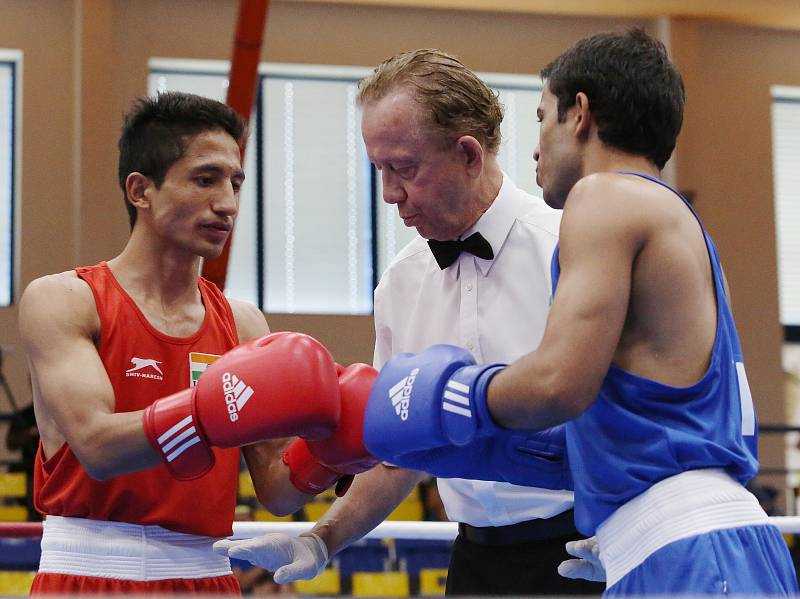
[444,173,524,279]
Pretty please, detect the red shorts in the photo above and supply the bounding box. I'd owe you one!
[30,572,241,595]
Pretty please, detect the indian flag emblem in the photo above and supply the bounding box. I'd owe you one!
[189,352,221,387]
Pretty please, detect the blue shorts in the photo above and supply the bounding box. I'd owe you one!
[606,524,797,596]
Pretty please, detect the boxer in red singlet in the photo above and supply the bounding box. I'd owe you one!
[19,92,376,594]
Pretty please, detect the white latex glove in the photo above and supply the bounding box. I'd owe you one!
[557,536,606,582]
[213,532,329,584]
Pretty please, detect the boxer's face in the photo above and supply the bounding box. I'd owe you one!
[362,90,478,241]
[148,129,244,258]
[534,85,582,209]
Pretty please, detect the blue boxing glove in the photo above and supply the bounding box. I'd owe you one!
[365,345,570,489]
[391,425,572,490]
[364,345,499,459]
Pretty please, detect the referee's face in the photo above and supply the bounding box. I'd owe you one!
[362,90,478,241]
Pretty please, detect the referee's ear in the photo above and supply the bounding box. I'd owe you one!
[456,135,484,178]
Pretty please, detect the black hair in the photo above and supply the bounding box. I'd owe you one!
[117,91,247,228]
[541,28,684,169]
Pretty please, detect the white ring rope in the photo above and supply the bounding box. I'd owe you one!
[232,517,800,541]
[2,518,800,540]
[231,521,459,541]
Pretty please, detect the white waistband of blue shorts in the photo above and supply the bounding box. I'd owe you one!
[596,469,770,590]
[38,516,233,581]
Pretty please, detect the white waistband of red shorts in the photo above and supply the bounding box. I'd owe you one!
[38,516,233,581]
[596,469,770,590]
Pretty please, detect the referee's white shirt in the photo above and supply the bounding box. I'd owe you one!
[373,174,573,528]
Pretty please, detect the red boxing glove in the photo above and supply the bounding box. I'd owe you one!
[143,332,341,480]
[284,363,380,495]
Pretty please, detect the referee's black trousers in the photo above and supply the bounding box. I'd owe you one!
[445,513,605,596]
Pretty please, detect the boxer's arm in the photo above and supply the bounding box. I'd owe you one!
[19,273,158,480]
[243,439,312,515]
[230,299,314,514]
[488,176,642,430]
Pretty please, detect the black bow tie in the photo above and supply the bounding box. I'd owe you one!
[428,232,494,270]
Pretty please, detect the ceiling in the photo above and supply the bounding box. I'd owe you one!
[285,0,800,31]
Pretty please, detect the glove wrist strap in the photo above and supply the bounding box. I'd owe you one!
[143,388,215,481]
[442,363,506,447]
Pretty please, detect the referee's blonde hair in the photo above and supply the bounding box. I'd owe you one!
[358,49,503,154]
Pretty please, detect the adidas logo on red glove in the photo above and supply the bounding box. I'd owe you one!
[222,372,254,423]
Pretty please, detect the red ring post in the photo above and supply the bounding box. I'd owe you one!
[0,522,43,537]
[202,0,270,291]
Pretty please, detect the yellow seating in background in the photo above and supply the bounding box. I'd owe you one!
[252,509,294,523]
[238,474,338,502]
[385,499,423,521]
[238,471,256,498]
[294,568,341,595]
[419,568,448,595]
[352,571,410,597]
[304,501,331,522]
[292,487,424,522]
[0,572,36,596]
[384,485,423,521]
[0,506,28,521]
[0,473,26,498]
[316,487,337,500]
[253,483,423,523]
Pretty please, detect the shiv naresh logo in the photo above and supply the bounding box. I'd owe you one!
[126,357,164,381]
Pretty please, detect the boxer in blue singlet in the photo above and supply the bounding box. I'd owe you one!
[362,29,798,595]
[550,172,795,594]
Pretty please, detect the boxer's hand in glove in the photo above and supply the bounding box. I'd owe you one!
[214,532,328,583]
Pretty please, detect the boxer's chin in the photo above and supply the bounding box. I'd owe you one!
[198,242,226,260]
[203,247,224,260]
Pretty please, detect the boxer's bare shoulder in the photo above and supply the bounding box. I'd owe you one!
[227,298,270,343]
[19,271,118,469]
[19,271,100,348]
[562,173,657,236]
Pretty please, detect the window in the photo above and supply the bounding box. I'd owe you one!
[149,59,542,314]
[771,86,800,339]
[258,66,374,314]
[0,50,20,307]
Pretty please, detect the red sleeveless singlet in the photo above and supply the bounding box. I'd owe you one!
[34,262,241,537]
